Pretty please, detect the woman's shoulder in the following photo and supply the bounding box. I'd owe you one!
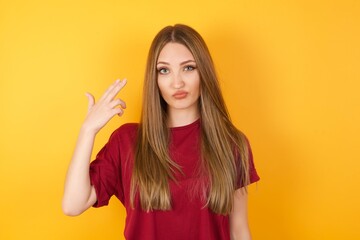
[118,122,139,131]
[111,122,139,139]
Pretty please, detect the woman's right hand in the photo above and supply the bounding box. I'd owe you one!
[82,79,127,134]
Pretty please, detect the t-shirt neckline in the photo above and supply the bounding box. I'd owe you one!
[169,118,200,132]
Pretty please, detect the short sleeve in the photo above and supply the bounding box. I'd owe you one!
[247,139,260,185]
[89,131,124,207]
[236,137,260,189]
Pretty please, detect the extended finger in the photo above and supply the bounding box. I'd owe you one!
[99,79,121,102]
[85,92,95,111]
[109,98,126,109]
[104,79,127,102]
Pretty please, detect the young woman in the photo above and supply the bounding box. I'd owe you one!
[62,24,260,240]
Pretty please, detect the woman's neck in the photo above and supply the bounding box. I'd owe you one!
[167,107,200,128]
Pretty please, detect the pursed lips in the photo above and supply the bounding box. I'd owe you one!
[173,91,188,99]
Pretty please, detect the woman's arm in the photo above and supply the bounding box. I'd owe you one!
[229,188,252,240]
[62,79,127,216]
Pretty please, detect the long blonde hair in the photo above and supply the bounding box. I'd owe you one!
[130,24,250,215]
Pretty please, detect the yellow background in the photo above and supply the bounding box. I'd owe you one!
[1,0,359,239]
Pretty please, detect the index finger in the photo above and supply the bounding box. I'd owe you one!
[108,78,127,100]
[101,78,127,102]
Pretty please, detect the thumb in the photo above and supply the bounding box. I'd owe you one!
[85,92,95,111]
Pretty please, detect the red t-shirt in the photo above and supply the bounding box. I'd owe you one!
[90,119,260,240]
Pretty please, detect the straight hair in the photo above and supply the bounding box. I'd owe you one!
[130,24,250,215]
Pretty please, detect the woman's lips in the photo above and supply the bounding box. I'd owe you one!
[173,91,188,99]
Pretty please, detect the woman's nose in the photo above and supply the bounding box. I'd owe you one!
[172,72,185,89]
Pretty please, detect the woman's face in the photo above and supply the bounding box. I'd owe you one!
[156,42,200,115]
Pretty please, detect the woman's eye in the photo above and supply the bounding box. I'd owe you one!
[158,68,169,74]
[184,65,196,71]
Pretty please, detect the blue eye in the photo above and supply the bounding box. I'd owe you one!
[184,65,196,71]
[158,68,169,74]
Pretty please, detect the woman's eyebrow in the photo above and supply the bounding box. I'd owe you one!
[180,60,196,65]
[156,60,196,65]
[157,61,169,65]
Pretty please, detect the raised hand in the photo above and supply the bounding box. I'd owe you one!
[82,79,127,134]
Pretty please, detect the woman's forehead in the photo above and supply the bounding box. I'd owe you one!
[157,43,195,64]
